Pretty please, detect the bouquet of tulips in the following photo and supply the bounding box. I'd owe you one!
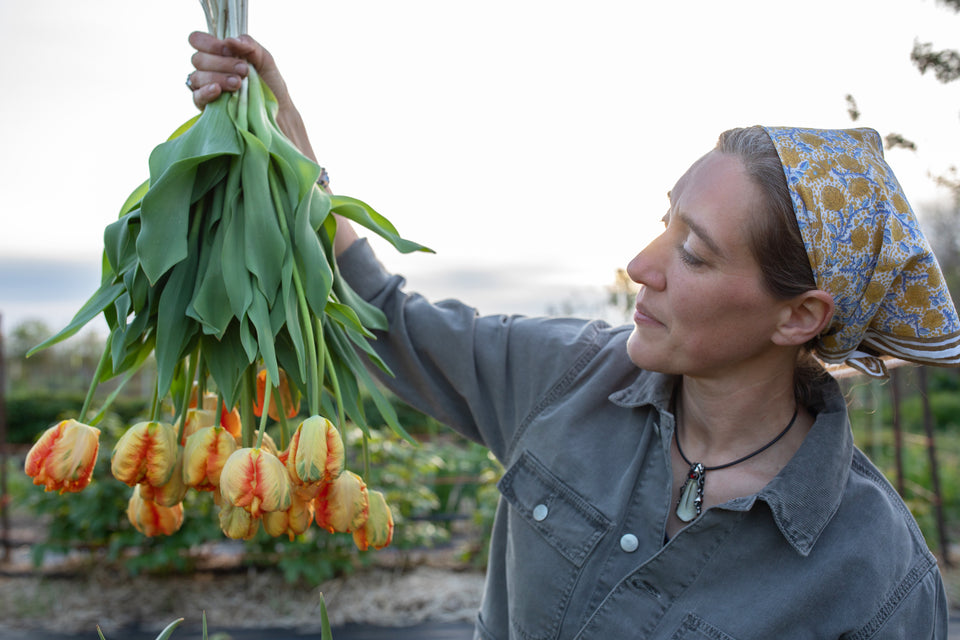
[23,0,427,551]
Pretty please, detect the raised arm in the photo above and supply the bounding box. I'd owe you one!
[186,31,360,256]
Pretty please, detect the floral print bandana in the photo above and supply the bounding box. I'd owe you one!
[763,126,960,377]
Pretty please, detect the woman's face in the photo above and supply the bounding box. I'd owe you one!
[626,151,789,378]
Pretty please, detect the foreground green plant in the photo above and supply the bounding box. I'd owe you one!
[96,598,334,640]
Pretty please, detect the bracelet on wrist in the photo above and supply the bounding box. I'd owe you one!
[317,167,330,192]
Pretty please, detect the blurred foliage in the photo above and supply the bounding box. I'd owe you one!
[6,391,149,444]
[845,366,960,554]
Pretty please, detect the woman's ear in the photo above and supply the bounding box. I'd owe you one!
[772,290,834,346]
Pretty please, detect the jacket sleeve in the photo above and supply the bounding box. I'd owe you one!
[336,239,613,461]
[856,560,948,640]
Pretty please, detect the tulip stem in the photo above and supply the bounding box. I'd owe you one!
[79,341,111,423]
[292,261,320,418]
[266,168,320,418]
[149,373,161,422]
[176,350,200,446]
[323,345,345,435]
[216,394,225,429]
[241,366,256,448]
[273,385,289,450]
[256,381,272,449]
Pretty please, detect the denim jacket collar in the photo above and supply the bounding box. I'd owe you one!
[608,369,852,556]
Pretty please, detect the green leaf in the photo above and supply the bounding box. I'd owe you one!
[320,593,334,640]
[103,209,141,277]
[188,221,233,338]
[155,250,200,399]
[293,190,334,318]
[154,617,184,640]
[280,252,306,382]
[27,282,125,356]
[117,178,150,217]
[201,327,250,409]
[330,194,432,254]
[248,289,279,387]
[325,300,374,338]
[238,131,286,303]
[220,181,253,319]
[139,100,242,283]
[137,163,197,284]
[332,264,388,332]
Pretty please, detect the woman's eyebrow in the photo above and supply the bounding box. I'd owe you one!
[678,210,725,258]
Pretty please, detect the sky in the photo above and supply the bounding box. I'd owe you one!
[2,0,959,338]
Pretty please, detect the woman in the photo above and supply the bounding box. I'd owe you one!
[188,33,957,638]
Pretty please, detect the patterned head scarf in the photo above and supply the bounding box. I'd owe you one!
[762,126,960,377]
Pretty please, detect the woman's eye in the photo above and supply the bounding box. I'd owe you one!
[678,245,705,267]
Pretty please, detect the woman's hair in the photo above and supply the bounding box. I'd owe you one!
[715,126,829,406]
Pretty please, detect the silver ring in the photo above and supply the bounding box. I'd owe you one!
[186,73,194,90]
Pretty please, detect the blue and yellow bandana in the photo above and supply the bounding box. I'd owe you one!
[763,126,960,377]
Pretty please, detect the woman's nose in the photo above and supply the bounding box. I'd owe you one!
[626,234,667,291]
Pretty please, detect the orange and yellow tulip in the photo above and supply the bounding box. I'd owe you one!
[263,491,314,540]
[353,489,394,551]
[111,421,179,487]
[219,406,242,442]
[253,369,300,421]
[182,425,238,492]
[314,470,369,534]
[286,416,344,488]
[127,485,184,537]
[191,389,243,441]
[178,408,216,446]
[139,450,188,507]
[219,447,292,518]
[24,419,100,494]
[218,502,260,540]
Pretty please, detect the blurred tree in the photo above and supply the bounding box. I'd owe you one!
[910,0,960,204]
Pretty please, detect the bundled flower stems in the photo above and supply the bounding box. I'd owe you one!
[24,0,430,550]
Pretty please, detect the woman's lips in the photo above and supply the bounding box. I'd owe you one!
[634,303,663,327]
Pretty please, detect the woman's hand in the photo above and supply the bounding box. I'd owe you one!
[187,32,287,110]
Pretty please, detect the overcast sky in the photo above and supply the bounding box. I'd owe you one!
[2,0,959,336]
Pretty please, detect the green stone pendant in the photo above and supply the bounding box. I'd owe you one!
[676,462,705,522]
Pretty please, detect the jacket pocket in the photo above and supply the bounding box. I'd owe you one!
[497,451,612,640]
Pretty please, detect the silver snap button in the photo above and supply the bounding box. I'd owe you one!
[532,504,549,521]
[620,533,639,552]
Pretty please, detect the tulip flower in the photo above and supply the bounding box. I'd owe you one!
[139,450,188,507]
[260,431,280,457]
[182,425,239,492]
[219,447,292,518]
[219,406,243,442]
[24,419,101,494]
[286,416,344,488]
[127,485,184,537]
[178,408,216,446]
[253,368,301,420]
[263,491,314,540]
[192,389,242,441]
[353,489,394,551]
[111,421,179,487]
[314,470,369,534]
[218,502,260,540]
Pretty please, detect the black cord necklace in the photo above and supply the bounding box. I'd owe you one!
[674,401,799,523]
